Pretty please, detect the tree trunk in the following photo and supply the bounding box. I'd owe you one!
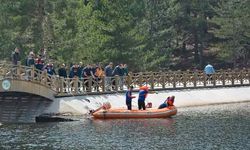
[194,31,199,64]
[199,43,204,67]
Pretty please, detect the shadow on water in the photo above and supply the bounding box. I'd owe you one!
[88,117,176,134]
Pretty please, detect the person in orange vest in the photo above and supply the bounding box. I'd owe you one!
[138,86,149,110]
[94,64,104,91]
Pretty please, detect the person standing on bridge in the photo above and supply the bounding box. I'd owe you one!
[35,55,44,71]
[204,63,215,81]
[58,63,67,78]
[112,64,124,90]
[25,51,35,67]
[44,63,56,76]
[11,47,20,65]
[104,62,114,91]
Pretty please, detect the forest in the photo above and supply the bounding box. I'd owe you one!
[0,0,249,71]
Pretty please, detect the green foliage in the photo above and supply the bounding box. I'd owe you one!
[0,0,249,70]
[211,0,250,66]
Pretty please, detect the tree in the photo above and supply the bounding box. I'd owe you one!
[211,0,250,67]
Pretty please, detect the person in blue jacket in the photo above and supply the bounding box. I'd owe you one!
[44,63,56,75]
[138,86,149,110]
[204,63,215,81]
[125,86,136,110]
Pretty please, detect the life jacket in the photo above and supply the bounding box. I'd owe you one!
[139,86,149,91]
[139,86,149,98]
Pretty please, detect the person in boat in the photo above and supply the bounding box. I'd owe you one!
[126,86,136,110]
[138,86,149,110]
[158,96,175,109]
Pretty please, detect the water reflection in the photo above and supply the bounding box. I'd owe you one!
[0,102,249,150]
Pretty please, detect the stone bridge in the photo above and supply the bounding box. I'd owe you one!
[0,63,56,122]
[0,62,250,122]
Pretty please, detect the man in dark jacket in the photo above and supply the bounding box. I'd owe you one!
[58,63,67,92]
[25,51,35,67]
[125,86,136,110]
[69,64,79,78]
[82,64,94,92]
[104,62,113,91]
[35,55,44,71]
[44,63,56,76]
[58,63,67,78]
[112,64,124,90]
[12,47,20,65]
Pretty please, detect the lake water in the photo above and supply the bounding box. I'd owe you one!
[0,102,249,150]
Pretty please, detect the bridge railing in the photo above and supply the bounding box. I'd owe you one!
[55,68,250,96]
[0,62,58,91]
[1,62,249,96]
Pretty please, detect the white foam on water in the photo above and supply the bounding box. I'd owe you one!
[44,86,250,115]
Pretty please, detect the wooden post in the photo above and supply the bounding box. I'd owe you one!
[248,69,250,84]
[193,71,197,87]
[139,72,143,87]
[88,77,93,92]
[115,75,119,91]
[203,73,207,87]
[183,72,187,88]
[44,71,48,86]
[66,78,71,93]
[240,70,243,85]
[222,71,225,86]
[231,71,234,86]
[126,74,132,89]
[150,72,154,90]
[101,76,105,92]
[74,78,78,94]
[213,73,216,86]
[60,77,64,94]
[31,65,35,81]
[54,76,58,93]
[173,72,176,88]
[17,61,21,79]
[161,71,165,89]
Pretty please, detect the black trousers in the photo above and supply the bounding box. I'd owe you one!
[126,101,132,110]
[138,101,145,110]
[127,103,132,110]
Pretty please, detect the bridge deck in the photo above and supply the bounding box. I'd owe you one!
[0,62,250,122]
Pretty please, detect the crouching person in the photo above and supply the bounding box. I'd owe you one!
[158,96,175,109]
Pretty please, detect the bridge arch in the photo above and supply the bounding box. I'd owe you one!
[0,79,56,123]
[0,62,57,122]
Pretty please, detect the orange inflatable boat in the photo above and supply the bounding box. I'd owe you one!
[92,106,177,119]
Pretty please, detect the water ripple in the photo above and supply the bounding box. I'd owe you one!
[0,102,249,150]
